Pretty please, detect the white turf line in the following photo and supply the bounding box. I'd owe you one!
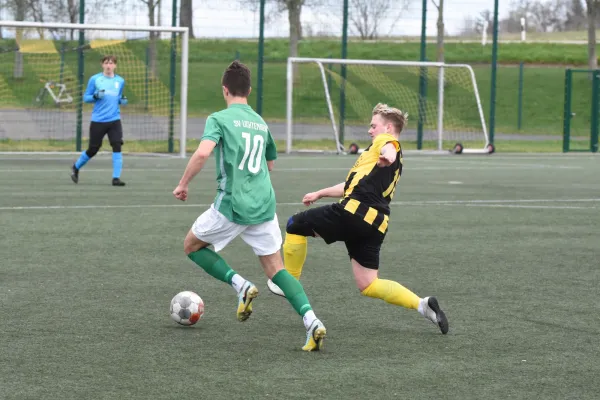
[0,165,585,173]
[0,154,597,163]
[1,198,599,211]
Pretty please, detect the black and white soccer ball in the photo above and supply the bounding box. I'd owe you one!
[170,291,204,326]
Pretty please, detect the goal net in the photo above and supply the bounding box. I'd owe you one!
[0,21,189,156]
[286,57,491,154]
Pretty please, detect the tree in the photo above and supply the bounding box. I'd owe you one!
[180,0,195,39]
[529,0,566,32]
[241,0,324,59]
[476,10,494,35]
[501,0,566,33]
[565,0,586,30]
[348,0,410,40]
[431,0,444,62]
[587,0,598,70]
[139,0,162,75]
[459,16,478,37]
[3,0,28,78]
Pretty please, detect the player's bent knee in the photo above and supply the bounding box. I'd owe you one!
[351,259,378,292]
[110,141,122,153]
[86,146,100,158]
[184,230,208,255]
[285,217,314,237]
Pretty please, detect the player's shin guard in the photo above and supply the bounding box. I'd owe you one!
[271,269,312,317]
[74,151,90,170]
[188,248,238,285]
[361,278,420,310]
[112,152,123,179]
[283,234,307,279]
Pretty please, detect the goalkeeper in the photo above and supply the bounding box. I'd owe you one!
[268,103,449,335]
[71,55,127,186]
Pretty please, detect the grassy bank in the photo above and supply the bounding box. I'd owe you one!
[0,38,596,147]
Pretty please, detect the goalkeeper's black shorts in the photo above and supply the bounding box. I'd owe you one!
[287,203,386,270]
[89,120,123,148]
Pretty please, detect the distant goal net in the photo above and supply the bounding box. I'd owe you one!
[286,57,492,154]
[0,21,189,156]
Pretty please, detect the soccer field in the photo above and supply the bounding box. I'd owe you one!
[1,153,599,399]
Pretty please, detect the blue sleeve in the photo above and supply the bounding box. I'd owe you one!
[118,79,127,105]
[83,75,97,103]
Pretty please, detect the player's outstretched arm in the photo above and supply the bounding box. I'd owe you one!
[173,140,217,201]
[302,182,345,205]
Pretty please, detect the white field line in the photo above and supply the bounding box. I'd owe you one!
[0,154,597,162]
[443,204,596,210]
[0,165,584,173]
[1,198,599,211]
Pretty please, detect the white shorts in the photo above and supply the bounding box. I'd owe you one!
[191,205,283,256]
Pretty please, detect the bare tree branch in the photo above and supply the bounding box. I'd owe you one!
[348,0,411,40]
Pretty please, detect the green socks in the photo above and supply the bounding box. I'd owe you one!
[188,250,314,319]
[272,270,313,316]
[188,248,236,285]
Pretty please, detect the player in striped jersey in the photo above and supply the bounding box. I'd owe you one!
[268,103,449,334]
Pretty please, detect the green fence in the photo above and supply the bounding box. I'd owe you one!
[563,69,600,153]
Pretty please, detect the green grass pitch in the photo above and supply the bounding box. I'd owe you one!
[1,153,599,399]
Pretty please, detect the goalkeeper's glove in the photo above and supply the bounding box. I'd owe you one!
[93,89,105,100]
[119,95,128,105]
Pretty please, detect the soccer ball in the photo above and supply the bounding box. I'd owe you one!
[170,291,204,326]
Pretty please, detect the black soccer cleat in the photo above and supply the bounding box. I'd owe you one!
[426,296,449,335]
[70,164,79,184]
[112,178,126,187]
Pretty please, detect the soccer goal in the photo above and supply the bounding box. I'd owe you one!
[0,21,189,156]
[286,57,492,154]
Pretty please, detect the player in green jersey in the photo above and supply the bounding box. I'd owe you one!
[173,61,326,351]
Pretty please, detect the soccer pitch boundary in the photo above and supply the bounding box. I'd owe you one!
[2,198,599,211]
[0,164,585,173]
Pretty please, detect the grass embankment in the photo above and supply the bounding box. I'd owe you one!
[0,39,595,152]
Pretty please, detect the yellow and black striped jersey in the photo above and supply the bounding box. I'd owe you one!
[340,133,402,234]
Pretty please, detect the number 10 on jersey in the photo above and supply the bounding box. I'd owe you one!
[239,132,265,174]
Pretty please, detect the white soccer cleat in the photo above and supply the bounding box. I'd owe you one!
[421,296,449,334]
[236,281,259,322]
[267,279,286,298]
[302,319,326,352]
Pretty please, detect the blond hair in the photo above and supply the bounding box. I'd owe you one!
[372,103,408,135]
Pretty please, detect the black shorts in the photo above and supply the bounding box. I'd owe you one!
[289,203,386,270]
[89,120,123,148]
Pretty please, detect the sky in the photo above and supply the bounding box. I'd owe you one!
[120,0,514,38]
[0,0,514,39]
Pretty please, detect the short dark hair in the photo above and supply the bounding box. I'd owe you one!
[101,55,117,64]
[222,61,251,97]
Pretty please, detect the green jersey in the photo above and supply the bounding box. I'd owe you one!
[201,103,278,225]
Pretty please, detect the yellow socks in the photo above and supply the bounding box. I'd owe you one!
[361,278,420,310]
[283,234,307,279]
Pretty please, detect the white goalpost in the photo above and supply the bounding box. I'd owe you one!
[286,57,492,155]
[0,20,189,157]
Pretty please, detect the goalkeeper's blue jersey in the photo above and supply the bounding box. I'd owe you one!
[83,73,125,122]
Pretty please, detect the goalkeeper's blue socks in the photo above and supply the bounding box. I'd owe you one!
[74,151,90,170]
[112,152,123,179]
[111,152,126,186]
